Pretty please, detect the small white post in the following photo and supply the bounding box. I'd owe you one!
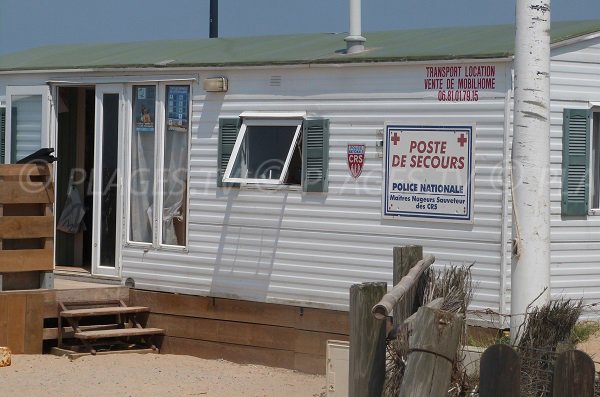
[344,0,365,54]
[510,0,552,342]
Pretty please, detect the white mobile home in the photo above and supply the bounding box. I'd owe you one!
[1,21,600,365]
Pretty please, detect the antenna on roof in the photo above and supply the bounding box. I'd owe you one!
[209,0,218,38]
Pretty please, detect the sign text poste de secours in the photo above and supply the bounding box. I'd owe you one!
[383,124,474,222]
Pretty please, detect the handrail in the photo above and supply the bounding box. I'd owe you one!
[371,254,435,320]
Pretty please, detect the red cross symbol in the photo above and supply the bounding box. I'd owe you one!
[457,133,468,147]
[391,132,400,146]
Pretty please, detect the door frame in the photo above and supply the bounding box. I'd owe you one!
[92,84,125,278]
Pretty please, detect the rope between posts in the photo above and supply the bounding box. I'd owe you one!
[407,347,454,364]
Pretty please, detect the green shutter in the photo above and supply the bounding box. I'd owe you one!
[302,118,329,193]
[561,108,591,216]
[0,107,5,164]
[217,117,240,187]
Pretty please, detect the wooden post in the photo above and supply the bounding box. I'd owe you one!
[399,306,463,397]
[349,282,387,397]
[479,344,520,397]
[553,350,595,397]
[392,245,423,326]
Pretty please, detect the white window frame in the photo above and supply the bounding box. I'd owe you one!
[5,85,51,163]
[0,103,5,164]
[222,118,303,185]
[589,107,600,214]
[125,82,192,250]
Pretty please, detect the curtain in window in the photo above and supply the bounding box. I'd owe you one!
[11,95,42,162]
[130,86,156,243]
[162,86,189,245]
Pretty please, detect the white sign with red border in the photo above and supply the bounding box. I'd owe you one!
[383,123,475,223]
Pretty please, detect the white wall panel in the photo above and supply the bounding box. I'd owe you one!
[523,38,600,313]
[119,62,510,314]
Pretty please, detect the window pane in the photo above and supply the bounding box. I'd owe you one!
[100,93,119,267]
[130,85,156,243]
[593,112,600,208]
[162,85,189,246]
[11,94,42,162]
[230,125,297,180]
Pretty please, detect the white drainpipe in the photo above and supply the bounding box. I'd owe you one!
[344,0,366,54]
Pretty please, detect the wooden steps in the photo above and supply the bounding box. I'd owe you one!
[61,305,150,317]
[57,300,164,355]
[75,327,165,340]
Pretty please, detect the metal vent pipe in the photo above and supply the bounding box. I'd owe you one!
[344,0,366,54]
[209,0,218,38]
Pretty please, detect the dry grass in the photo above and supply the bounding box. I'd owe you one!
[517,299,583,397]
[383,264,474,397]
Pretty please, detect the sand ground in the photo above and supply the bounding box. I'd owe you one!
[0,353,327,397]
[3,332,598,397]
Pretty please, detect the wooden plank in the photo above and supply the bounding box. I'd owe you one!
[393,245,423,327]
[0,248,53,272]
[147,313,297,351]
[0,204,3,251]
[0,295,9,346]
[0,181,53,204]
[44,324,121,340]
[0,216,54,238]
[131,289,350,335]
[3,203,45,216]
[0,164,51,177]
[294,352,326,375]
[45,287,129,318]
[294,329,349,356]
[24,293,44,354]
[297,307,350,334]
[399,306,464,397]
[6,294,26,354]
[131,290,299,328]
[159,336,296,370]
[61,306,150,318]
[44,205,53,250]
[75,327,164,340]
[51,346,156,360]
[479,344,520,397]
[553,350,595,397]
[349,282,387,397]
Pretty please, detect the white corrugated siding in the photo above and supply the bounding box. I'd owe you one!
[549,37,600,311]
[122,62,510,312]
[502,36,600,320]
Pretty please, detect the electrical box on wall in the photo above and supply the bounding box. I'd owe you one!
[326,340,350,397]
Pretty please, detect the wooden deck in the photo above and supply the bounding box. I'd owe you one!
[0,276,129,354]
[0,277,349,374]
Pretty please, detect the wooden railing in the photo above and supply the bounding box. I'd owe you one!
[349,245,596,397]
[0,164,54,290]
[480,344,595,397]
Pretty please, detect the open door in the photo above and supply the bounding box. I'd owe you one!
[92,85,124,277]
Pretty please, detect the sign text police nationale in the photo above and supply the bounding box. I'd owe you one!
[383,124,475,223]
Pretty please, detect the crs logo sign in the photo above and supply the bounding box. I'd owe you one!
[347,144,366,179]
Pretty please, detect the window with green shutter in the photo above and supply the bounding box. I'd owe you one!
[302,118,329,193]
[561,108,591,216]
[218,116,329,192]
[217,118,241,188]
